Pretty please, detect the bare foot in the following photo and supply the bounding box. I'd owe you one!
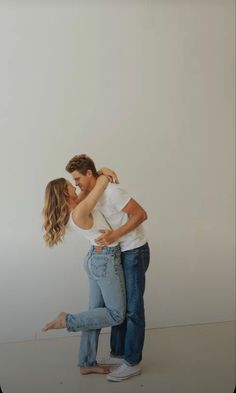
[80,366,111,375]
[41,312,66,332]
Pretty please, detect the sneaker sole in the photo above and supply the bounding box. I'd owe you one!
[106,369,141,382]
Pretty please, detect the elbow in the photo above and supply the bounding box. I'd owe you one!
[141,210,148,223]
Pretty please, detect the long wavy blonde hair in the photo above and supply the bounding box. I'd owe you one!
[43,178,71,247]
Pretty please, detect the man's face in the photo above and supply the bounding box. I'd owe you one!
[71,170,93,192]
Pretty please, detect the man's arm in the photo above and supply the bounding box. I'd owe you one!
[95,198,147,245]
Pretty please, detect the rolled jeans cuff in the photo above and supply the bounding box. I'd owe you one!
[65,313,77,332]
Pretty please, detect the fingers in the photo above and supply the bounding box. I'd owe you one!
[111,172,119,184]
[95,238,109,245]
[106,172,119,183]
[95,230,107,242]
[95,230,112,245]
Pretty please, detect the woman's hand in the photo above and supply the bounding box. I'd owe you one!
[98,167,119,184]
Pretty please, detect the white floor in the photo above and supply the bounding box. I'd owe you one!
[0,321,235,393]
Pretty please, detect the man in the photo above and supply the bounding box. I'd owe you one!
[65,154,150,382]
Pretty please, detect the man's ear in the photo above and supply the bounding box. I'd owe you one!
[86,169,93,177]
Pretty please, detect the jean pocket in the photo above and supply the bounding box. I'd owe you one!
[90,254,109,279]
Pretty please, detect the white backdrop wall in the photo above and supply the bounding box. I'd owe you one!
[0,0,234,343]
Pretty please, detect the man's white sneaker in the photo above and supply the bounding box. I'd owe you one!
[106,363,142,381]
[97,355,124,366]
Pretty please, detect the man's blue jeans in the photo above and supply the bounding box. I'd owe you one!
[110,242,150,365]
[64,245,126,367]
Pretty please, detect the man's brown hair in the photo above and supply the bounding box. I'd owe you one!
[65,154,98,177]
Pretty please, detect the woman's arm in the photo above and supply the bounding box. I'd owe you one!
[72,175,109,222]
[74,190,88,205]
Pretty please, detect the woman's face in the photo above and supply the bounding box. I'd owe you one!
[66,181,77,199]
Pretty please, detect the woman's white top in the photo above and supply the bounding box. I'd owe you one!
[69,208,119,247]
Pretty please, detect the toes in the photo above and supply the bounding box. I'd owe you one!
[41,320,55,331]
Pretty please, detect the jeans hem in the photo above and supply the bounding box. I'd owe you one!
[78,361,98,367]
[123,360,142,366]
[110,352,124,359]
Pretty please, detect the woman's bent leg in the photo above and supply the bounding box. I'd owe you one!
[66,246,126,332]
[42,246,126,333]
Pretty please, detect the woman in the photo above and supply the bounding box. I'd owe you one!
[42,174,126,375]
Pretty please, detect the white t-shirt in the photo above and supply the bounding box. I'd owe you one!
[69,209,119,247]
[96,183,146,251]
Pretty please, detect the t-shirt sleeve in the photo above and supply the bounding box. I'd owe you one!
[108,184,131,211]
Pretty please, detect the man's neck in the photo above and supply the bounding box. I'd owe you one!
[87,176,97,192]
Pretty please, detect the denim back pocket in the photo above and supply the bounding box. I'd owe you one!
[89,253,109,279]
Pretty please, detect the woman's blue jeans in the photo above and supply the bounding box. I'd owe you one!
[64,244,126,367]
[110,242,150,365]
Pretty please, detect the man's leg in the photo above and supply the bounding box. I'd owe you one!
[110,243,150,362]
[107,243,150,381]
[110,321,126,357]
[123,243,150,365]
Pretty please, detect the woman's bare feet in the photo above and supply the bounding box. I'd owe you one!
[41,312,66,332]
[80,366,111,375]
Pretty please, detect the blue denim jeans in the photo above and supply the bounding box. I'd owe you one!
[110,242,150,365]
[65,245,126,367]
